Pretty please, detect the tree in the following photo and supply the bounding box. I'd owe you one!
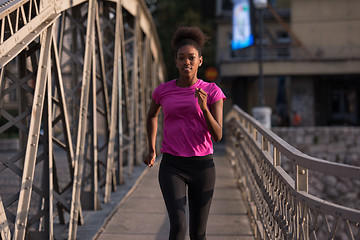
[146,0,217,81]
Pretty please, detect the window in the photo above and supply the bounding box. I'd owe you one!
[331,89,357,125]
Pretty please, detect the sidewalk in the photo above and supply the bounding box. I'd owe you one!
[93,146,254,240]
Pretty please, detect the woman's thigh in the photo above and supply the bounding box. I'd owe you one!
[187,165,216,238]
[158,161,187,221]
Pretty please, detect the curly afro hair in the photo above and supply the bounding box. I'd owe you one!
[171,26,210,57]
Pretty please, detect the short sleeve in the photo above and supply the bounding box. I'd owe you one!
[152,85,161,105]
[209,83,226,105]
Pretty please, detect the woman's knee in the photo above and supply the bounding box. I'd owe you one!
[169,219,187,240]
[189,231,206,240]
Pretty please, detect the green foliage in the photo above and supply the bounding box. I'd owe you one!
[147,0,216,81]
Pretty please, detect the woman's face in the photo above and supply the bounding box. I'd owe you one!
[175,45,203,78]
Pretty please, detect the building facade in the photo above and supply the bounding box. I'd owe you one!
[216,0,360,126]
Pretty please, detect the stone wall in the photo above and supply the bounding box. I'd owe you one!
[272,127,360,219]
[273,127,360,166]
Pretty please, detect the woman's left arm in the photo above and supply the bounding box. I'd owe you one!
[195,88,224,142]
[203,99,224,142]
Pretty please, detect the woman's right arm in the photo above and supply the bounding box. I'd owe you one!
[144,99,161,167]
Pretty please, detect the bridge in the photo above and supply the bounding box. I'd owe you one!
[0,0,359,239]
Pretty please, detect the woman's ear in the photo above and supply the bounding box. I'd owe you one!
[199,56,203,66]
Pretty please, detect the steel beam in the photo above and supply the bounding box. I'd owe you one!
[0,195,11,240]
[13,24,53,240]
[117,0,127,185]
[104,0,121,203]
[68,0,95,237]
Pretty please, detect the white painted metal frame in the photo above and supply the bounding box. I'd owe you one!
[0,0,165,239]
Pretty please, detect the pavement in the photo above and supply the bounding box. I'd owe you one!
[91,144,255,240]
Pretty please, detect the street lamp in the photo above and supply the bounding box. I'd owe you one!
[253,0,267,107]
[252,0,272,128]
[253,0,268,9]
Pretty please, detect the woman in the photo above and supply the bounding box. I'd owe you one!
[144,26,226,240]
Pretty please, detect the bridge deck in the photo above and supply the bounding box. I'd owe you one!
[93,145,254,240]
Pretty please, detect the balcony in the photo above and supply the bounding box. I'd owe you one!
[218,44,360,76]
[221,44,360,62]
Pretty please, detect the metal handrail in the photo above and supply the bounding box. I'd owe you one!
[225,105,360,239]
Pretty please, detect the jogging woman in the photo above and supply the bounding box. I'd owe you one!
[144,26,226,240]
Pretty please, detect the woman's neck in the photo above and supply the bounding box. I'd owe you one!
[176,75,198,87]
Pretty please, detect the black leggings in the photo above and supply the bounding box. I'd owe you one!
[158,153,216,240]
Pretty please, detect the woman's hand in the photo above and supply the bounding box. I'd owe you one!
[144,152,156,167]
[195,87,208,111]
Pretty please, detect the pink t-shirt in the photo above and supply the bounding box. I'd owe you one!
[152,79,226,157]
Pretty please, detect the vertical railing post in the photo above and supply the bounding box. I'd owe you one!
[273,146,281,240]
[261,136,270,239]
[296,164,309,239]
[273,146,281,166]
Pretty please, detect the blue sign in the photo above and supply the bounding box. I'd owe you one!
[232,0,253,50]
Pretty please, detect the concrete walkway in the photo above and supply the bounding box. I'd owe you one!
[93,146,254,240]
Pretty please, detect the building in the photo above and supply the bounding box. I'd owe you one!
[216,0,360,126]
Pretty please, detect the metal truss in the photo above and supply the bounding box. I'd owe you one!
[0,0,165,239]
[226,105,360,240]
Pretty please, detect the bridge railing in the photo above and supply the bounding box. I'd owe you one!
[0,0,165,239]
[225,105,360,240]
